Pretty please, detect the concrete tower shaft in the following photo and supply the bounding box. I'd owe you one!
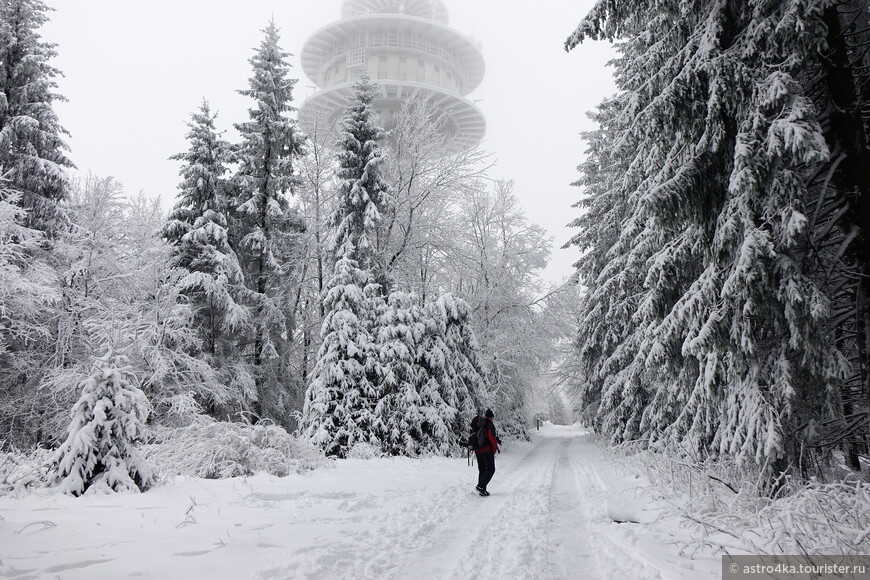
[299,0,485,150]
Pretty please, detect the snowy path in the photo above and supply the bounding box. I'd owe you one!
[0,426,720,579]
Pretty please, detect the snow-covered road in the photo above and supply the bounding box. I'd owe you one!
[0,425,720,579]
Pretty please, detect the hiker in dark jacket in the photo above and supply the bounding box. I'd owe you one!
[475,409,501,496]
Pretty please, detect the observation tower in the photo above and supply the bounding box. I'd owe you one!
[298,0,486,150]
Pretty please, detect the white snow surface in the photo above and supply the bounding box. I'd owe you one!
[0,425,720,579]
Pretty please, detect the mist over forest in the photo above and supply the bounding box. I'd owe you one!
[1,0,869,574]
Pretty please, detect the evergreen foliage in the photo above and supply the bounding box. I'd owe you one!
[49,349,154,496]
[0,0,72,448]
[302,254,382,457]
[163,100,249,363]
[373,291,478,455]
[566,0,870,484]
[433,293,489,436]
[371,291,427,455]
[302,75,496,456]
[0,0,72,236]
[231,20,306,424]
[0,190,58,445]
[330,72,392,286]
[302,74,389,457]
[0,191,57,354]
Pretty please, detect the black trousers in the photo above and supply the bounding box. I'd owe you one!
[476,451,496,489]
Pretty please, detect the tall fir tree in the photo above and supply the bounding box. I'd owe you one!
[371,291,424,456]
[163,100,251,415]
[0,190,58,446]
[231,20,306,422]
[301,73,391,456]
[0,1,71,444]
[564,97,655,440]
[164,101,248,353]
[0,0,72,236]
[566,0,851,485]
[372,291,464,456]
[434,293,489,437]
[329,72,392,290]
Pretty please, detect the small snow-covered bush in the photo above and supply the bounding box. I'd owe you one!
[48,349,154,496]
[0,448,51,496]
[347,441,384,460]
[144,420,326,479]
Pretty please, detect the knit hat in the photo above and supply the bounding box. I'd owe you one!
[485,409,494,418]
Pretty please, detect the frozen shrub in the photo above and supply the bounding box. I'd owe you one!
[625,445,870,555]
[144,420,326,479]
[347,441,383,460]
[0,448,51,496]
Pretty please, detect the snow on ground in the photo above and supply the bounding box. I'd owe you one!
[0,425,720,579]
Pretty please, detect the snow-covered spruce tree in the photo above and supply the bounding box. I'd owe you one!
[563,74,668,442]
[231,20,306,424]
[372,291,458,455]
[0,190,57,354]
[301,254,383,457]
[0,190,58,447]
[415,302,462,431]
[0,0,72,237]
[163,100,251,416]
[301,73,392,457]
[433,293,489,438]
[0,0,71,447]
[566,1,845,484]
[329,71,392,291]
[49,349,154,496]
[371,292,421,455]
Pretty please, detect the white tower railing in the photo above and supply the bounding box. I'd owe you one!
[299,0,485,151]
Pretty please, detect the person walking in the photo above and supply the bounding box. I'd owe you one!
[475,409,501,496]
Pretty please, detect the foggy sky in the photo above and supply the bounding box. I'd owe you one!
[42,0,616,285]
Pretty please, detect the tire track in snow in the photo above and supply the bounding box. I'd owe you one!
[549,434,664,580]
[394,436,563,579]
[255,429,665,580]
[547,437,606,579]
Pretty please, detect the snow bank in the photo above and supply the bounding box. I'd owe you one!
[0,426,730,579]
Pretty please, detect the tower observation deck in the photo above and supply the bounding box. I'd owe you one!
[299,0,486,150]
